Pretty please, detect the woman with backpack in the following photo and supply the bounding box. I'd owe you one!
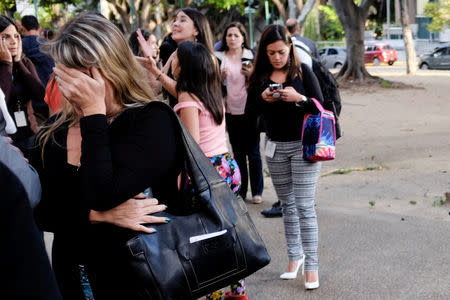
[246,24,323,289]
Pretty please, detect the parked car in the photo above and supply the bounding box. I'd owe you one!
[319,47,347,69]
[418,45,450,70]
[364,43,398,65]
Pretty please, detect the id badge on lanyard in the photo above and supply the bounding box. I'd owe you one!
[14,100,27,128]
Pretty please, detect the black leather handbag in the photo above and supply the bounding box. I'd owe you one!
[125,102,270,299]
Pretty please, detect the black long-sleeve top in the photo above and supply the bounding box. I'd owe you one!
[0,57,45,139]
[32,102,184,260]
[246,63,324,142]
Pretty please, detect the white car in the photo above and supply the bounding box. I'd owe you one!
[319,47,347,69]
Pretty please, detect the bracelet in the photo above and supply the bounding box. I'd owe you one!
[156,72,163,81]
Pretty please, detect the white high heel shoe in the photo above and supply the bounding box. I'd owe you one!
[280,254,305,280]
[304,270,319,289]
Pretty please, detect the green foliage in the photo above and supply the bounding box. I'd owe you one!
[369,201,376,207]
[206,0,246,11]
[424,0,450,33]
[0,0,15,14]
[304,8,319,41]
[319,4,344,41]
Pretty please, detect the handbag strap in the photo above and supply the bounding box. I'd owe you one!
[310,98,325,113]
[147,101,237,224]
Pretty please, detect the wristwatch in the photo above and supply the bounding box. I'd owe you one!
[295,95,307,106]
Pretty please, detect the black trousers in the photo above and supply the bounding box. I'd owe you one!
[226,113,264,199]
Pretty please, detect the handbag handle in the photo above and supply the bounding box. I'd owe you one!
[151,101,238,225]
[310,98,325,113]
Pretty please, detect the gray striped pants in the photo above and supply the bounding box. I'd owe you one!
[265,138,321,271]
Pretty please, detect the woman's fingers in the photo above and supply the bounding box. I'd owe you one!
[133,192,147,199]
[135,225,157,234]
[140,215,170,224]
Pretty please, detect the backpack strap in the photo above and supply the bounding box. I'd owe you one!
[294,42,313,58]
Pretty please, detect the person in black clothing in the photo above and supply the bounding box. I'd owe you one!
[21,15,55,86]
[159,32,177,66]
[1,137,62,300]
[259,17,321,219]
[286,18,319,59]
[246,24,323,290]
[0,15,45,159]
[32,12,184,300]
[21,15,53,122]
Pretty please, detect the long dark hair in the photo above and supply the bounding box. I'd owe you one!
[176,41,223,125]
[180,8,214,53]
[248,24,301,89]
[0,15,18,32]
[218,21,250,52]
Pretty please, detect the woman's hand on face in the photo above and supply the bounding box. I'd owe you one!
[136,29,155,60]
[13,34,22,62]
[54,63,106,116]
[0,37,12,62]
[90,193,169,233]
[280,86,302,103]
[261,87,279,103]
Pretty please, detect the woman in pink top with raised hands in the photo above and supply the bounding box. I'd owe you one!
[172,41,248,300]
[214,22,264,205]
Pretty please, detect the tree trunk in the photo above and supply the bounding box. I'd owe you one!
[288,0,297,19]
[399,0,417,74]
[295,0,304,15]
[297,0,316,29]
[332,0,375,82]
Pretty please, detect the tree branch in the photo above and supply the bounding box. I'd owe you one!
[273,0,287,21]
[297,0,316,28]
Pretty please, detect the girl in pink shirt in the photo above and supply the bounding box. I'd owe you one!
[172,41,247,299]
[172,41,241,194]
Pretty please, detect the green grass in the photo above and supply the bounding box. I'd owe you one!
[369,201,376,207]
[432,197,446,207]
[409,201,417,205]
[381,80,393,88]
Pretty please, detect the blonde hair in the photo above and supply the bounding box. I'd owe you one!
[38,12,155,155]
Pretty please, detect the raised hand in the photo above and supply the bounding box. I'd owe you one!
[136,28,154,59]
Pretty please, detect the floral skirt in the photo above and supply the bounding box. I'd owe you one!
[208,152,241,194]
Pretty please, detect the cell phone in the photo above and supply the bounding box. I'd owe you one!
[242,61,252,67]
[269,83,283,91]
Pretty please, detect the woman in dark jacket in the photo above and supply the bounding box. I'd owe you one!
[0,15,45,158]
[32,12,183,300]
[246,24,323,290]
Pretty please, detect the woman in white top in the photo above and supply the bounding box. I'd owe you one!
[215,22,264,204]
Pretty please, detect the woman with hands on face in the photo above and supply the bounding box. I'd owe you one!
[214,22,264,205]
[246,24,324,290]
[0,15,45,158]
[136,8,214,107]
[32,12,184,300]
